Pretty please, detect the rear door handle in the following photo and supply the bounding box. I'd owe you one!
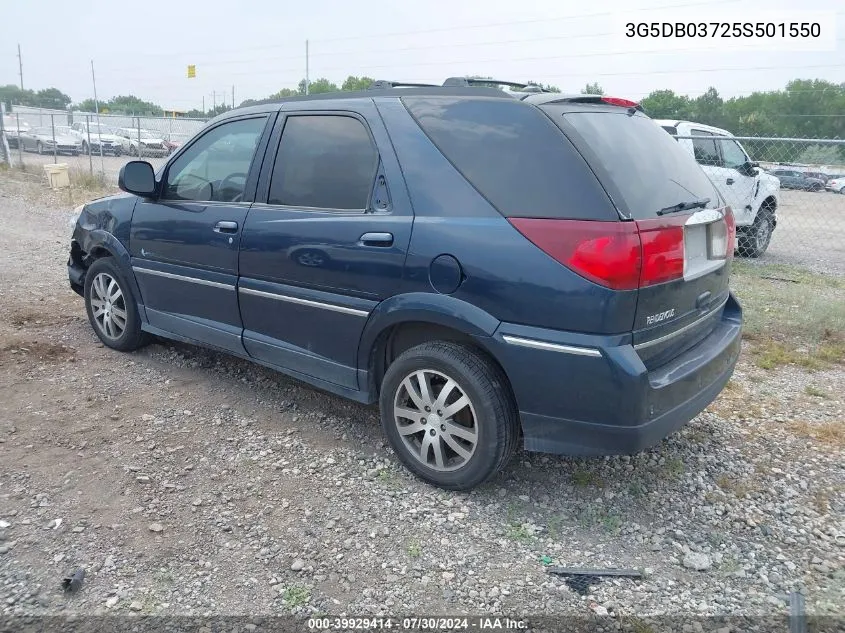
[359,232,393,247]
[726,178,734,185]
[214,221,239,233]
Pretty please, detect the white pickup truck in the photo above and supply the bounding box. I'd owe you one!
[656,119,780,258]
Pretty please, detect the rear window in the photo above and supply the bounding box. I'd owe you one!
[403,97,617,220]
[543,108,721,219]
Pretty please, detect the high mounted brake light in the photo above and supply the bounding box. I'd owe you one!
[601,97,640,109]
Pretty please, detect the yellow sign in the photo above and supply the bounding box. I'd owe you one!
[187,65,196,79]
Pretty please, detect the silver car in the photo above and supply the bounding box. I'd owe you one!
[20,127,82,155]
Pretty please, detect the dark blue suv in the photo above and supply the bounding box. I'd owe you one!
[67,80,742,490]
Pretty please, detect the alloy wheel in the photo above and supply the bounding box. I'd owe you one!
[393,369,479,472]
[89,272,127,340]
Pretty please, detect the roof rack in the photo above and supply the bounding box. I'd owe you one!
[368,80,440,90]
[441,77,550,92]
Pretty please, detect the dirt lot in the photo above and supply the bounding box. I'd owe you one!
[0,172,843,624]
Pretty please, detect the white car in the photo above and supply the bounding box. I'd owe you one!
[825,176,845,194]
[69,122,124,156]
[657,119,781,258]
[114,128,169,157]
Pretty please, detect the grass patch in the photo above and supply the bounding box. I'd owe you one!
[505,522,533,542]
[730,262,845,369]
[282,585,310,609]
[406,540,421,559]
[571,467,603,488]
[812,489,831,515]
[663,457,685,479]
[546,514,565,539]
[716,474,758,498]
[786,420,845,448]
[804,385,830,398]
[575,506,624,534]
[628,480,647,498]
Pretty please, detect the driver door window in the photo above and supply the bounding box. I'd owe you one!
[163,117,266,203]
[718,137,749,169]
[691,130,720,166]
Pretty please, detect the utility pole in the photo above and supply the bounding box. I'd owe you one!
[212,90,216,112]
[17,44,23,90]
[305,40,310,95]
[202,95,205,114]
[232,85,235,108]
[90,60,105,174]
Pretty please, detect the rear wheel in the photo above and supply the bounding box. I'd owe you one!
[379,341,519,490]
[84,257,148,352]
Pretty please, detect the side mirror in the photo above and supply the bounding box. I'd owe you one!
[118,161,156,197]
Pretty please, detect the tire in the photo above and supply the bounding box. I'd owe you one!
[739,212,773,258]
[83,257,148,352]
[379,341,519,490]
[839,186,845,195]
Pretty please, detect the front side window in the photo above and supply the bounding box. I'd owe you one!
[719,138,748,169]
[163,117,266,203]
[690,130,720,166]
[268,115,378,210]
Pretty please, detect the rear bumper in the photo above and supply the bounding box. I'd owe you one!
[487,293,742,455]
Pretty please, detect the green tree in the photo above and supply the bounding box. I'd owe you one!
[34,88,72,109]
[640,89,693,120]
[341,76,376,91]
[580,82,604,95]
[298,78,339,95]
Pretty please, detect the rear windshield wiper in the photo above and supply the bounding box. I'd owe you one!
[657,197,711,216]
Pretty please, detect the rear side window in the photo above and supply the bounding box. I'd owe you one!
[403,97,616,220]
[544,107,720,220]
[268,115,378,210]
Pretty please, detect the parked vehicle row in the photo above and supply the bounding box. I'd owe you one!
[1,116,31,148]
[68,80,742,490]
[18,126,82,155]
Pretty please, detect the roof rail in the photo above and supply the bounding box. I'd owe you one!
[368,80,440,90]
[442,77,549,92]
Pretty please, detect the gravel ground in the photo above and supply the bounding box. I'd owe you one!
[0,173,843,624]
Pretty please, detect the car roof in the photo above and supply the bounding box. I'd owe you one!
[654,119,734,137]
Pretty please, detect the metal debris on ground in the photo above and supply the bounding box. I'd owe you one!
[547,567,643,596]
[62,568,85,593]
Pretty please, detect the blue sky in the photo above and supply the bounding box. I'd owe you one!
[3,0,843,110]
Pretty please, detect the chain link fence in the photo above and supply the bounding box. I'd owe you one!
[2,107,843,269]
[663,134,844,266]
[2,105,208,185]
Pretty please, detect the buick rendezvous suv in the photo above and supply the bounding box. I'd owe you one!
[67,78,742,489]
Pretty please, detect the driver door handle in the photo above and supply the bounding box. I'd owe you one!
[359,232,393,247]
[214,221,239,233]
[726,178,735,185]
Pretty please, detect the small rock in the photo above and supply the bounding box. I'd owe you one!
[148,523,164,533]
[590,603,609,617]
[141,414,155,422]
[106,596,119,608]
[682,552,713,571]
[442,572,455,581]
[291,559,305,571]
[136,476,151,484]
[129,600,143,611]
[0,545,10,555]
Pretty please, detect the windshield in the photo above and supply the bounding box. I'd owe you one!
[544,107,721,219]
[89,125,114,135]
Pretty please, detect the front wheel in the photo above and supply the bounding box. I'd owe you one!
[84,257,148,352]
[379,341,519,490]
[738,213,773,258]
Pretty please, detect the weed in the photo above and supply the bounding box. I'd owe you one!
[716,474,757,498]
[282,585,310,609]
[407,540,421,559]
[571,467,603,488]
[505,522,532,542]
[719,556,742,573]
[628,481,647,498]
[600,512,623,534]
[812,489,830,515]
[804,385,829,398]
[663,458,685,479]
[546,515,565,539]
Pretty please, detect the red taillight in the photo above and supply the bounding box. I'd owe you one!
[509,218,642,290]
[508,217,686,290]
[601,96,640,108]
[724,207,736,257]
[636,216,686,287]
